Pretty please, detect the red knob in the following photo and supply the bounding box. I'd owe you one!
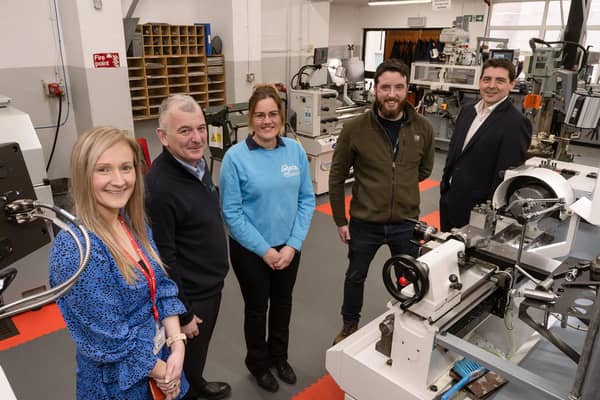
[398,276,409,287]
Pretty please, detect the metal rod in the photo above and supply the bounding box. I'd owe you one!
[520,203,564,221]
[515,221,528,270]
[514,263,542,286]
[510,221,543,288]
[504,197,564,215]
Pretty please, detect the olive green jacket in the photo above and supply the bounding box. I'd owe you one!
[329,103,434,226]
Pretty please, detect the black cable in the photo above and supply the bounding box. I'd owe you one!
[290,64,322,90]
[46,93,63,172]
[290,72,301,90]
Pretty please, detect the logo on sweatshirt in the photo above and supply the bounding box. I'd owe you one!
[281,164,300,178]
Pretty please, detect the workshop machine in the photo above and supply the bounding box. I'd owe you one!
[327,158,600,400]
[0,102,91,398]
[290,88,367,195]
[0,102,55,303]
[525,38,599,159]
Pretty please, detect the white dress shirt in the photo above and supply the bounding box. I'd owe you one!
[461,96,508,151]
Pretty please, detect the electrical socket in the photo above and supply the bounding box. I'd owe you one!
[42,80,64,97]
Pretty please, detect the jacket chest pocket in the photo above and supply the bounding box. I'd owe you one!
[399,133,423,164]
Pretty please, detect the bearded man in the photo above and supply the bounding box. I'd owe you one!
[328,59,435,344]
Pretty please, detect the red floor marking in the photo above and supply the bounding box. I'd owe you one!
[292,374,344,400]
[315,196,351,219]
[0,303,66,351]
[419,178,440,191]
[315,179,440,219]
[421,210,440,230]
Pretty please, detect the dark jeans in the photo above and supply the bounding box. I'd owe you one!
[229,238,300,374]
[342,218,418,323]
[181,293,221,398]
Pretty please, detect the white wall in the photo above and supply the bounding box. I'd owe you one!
[0,0,78,180]
[261,0,296,84]
[331,0,489,52]
[329,4,363,49]
[231,0,262,102]
[61,0,133,134]
[261,0,330,86]
[77,1,129,70]
[0,1,62,68]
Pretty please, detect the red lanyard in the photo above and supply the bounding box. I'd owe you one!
[118,216,159,322]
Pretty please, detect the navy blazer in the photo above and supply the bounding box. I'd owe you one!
[439,97,532,231]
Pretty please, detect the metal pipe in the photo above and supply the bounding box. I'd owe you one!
[0,202,91,319]
[562,0,587,70]
[126,0,140,19]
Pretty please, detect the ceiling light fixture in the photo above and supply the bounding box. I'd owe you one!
[368,0,432,5]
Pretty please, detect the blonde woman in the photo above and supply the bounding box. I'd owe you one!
[49,127,189,399]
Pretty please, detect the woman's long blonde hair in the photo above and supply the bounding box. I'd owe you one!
[70,126,163,283]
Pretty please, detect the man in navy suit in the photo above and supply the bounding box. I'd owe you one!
[440,58,532,232]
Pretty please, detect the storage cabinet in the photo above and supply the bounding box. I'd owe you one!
[128,23,226,121]
[207,55,226,106]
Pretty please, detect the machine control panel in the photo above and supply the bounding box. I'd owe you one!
[290,88,338,137]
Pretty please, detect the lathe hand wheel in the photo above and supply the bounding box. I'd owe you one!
[382,254,429,310]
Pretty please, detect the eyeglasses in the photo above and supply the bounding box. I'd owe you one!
[253,111,280,121]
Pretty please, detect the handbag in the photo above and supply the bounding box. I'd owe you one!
[149,379,166,400]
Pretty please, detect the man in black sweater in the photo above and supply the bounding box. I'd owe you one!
[146,94,230,400]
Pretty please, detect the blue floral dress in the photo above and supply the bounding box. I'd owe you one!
[49,226,189,399]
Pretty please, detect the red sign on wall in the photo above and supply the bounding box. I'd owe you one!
[93,52,121,68]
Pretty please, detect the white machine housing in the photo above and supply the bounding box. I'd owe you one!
[404,239,463,321]
[297,134,338,195]
[0,105,53,204]
[0,104,54,303]
[327,158,600,400]
[290,88,338,137]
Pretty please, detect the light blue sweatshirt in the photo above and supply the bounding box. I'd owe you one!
[219,136,315,257]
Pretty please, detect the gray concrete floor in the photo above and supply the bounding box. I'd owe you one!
[0,144,598,399]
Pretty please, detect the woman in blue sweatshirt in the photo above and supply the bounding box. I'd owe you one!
[219,85,315,393]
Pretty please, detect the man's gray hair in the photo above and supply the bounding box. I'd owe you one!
[158,94,202,130]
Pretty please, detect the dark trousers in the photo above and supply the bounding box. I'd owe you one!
[229,238,300,374]
[181,292,221,398]
[439,194,451,232]
[342,218,418,322]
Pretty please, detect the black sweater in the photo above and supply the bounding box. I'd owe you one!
[145,149,229,325]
